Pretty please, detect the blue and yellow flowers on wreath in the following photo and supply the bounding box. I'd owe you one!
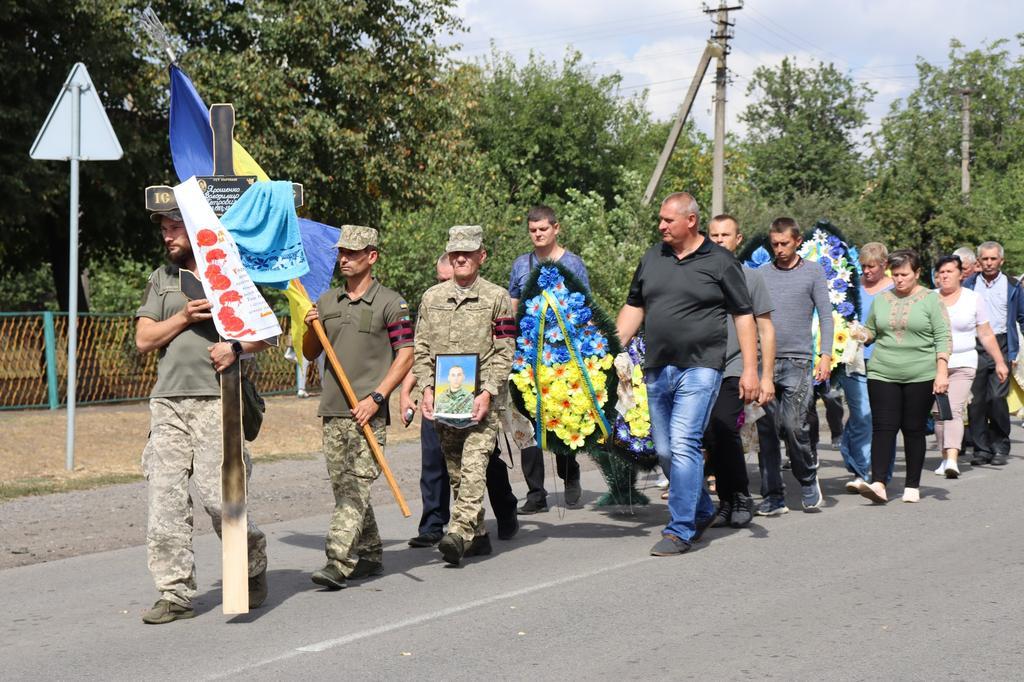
[509,262,620,458]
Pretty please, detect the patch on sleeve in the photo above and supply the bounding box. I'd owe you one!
[493,316,517,339]
[398,300,409,310]
[387,316,414,348]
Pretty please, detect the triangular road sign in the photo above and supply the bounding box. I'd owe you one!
[30,62,123,161]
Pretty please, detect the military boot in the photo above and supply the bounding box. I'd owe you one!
[349,557,383,580]
[142,599,195,624]
[466,534,492,557]
[248,569,268,608]
[438,533,465,566]
[311,563,347,590]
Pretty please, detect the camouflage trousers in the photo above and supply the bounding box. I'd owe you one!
[436,410,500,543]
[322,416,385,576]
[141,397,268,608]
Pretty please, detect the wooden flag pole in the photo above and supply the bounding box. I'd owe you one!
[310,318,411,517]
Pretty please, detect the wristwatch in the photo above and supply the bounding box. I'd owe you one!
[370,392,385,405]
[230,340,243,356]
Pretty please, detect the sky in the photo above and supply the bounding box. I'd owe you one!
[447,0,1024,139]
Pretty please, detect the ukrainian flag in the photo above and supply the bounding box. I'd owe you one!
[166,64,339,352]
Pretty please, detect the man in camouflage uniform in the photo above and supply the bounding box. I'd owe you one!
[302,225,414,589]
[435,365,475,416]
[413,225,517,566]
[135,209,270,624]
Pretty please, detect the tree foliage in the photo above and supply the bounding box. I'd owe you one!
[866,39,1024,270]
[739,57,874,201]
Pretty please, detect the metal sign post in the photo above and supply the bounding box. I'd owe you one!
[30,63,123,470]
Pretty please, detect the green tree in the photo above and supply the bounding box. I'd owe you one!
[1,1,468,310]
[466,49,654,205]
[739,57,874,201]
[867,38,1024,271]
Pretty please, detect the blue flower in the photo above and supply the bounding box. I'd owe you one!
[553,346,571,364]
[520,315,537,333]
[821,261,836,278]
[837,301,855,318]
[575,306,592,325]
[829,245,845,259]
[615,420,632,441]
[544,326,563,343]
[537,267,563,290]
[629,438,646,453]
[512,354,526,372]
[745,246,772,269]
[832,278,849,293]
[567,292,586,310]
[827,235,841,248]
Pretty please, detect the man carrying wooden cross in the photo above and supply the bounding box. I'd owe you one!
[135,209,271,624]
[302,225,414,589]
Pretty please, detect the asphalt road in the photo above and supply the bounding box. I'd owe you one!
[3,435,1023,681]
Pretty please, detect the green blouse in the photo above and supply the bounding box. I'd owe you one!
[866,288,951,384]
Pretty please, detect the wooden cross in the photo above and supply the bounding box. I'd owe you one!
[145,103,303,216]
[145,103,302,615]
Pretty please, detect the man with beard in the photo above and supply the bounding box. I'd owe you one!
[135,210,271,624]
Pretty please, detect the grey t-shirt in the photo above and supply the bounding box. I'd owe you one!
[723,267,774,378]
[136,265,221,398]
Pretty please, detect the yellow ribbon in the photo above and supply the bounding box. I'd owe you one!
[531,291,611,449]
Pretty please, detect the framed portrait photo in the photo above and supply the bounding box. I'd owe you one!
[433,353,480,423]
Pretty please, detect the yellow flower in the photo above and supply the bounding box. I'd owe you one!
[631,365,644,385]
[566,432,586,449]
[599,354,614,370]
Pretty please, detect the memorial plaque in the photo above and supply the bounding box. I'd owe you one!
[197,175,257,216]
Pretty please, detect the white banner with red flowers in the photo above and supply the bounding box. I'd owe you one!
[173,176,282,342]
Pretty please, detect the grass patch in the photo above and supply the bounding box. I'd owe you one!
[0,472,143,502]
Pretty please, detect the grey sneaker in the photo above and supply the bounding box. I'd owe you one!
[517,499,548,515]
[801,480,823,512]
[730,493,754,528]
[311,563,347,590]
[709,500,733,528]
[142,599,195,624]
[650,534,692,556]
[755,497,789,516]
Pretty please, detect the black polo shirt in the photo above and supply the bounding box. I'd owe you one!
[626,237,753,371]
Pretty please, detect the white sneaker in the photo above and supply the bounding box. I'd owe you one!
[945,460,960,478]
[933,460,947,475]
[902,487,920,503]
[845,477,866,493]
[655,477,669,490]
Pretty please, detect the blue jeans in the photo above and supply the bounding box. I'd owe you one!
[756,357,817,500]
[645,365,721,542]
[838,371,871,480]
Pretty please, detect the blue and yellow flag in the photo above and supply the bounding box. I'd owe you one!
[167,64,340,351]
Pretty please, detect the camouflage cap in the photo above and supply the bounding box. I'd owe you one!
[149,209,183,224]
[445,225,484,253]
[336,225,379,250]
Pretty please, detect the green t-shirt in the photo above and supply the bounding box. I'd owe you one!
[136,265,221,398]
[866,288,951,384]
[316,279,413,419]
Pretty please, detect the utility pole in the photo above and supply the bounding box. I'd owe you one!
[960,88,972,199]
[705,0,742,216]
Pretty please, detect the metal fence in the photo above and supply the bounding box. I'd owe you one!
[0,312,322,410]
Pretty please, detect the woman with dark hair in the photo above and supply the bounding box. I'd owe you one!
[933,255,1009,477]
[857,249,951,503]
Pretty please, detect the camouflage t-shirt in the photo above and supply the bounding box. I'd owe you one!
[136,265,221,398]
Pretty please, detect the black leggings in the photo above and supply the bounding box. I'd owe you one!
[867,379,933,488]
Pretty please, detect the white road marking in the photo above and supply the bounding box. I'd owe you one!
[208,555,651,679]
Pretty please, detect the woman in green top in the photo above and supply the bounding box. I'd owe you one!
[858,249,951,504]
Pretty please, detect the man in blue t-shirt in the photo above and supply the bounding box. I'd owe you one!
[509,206,591,513]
